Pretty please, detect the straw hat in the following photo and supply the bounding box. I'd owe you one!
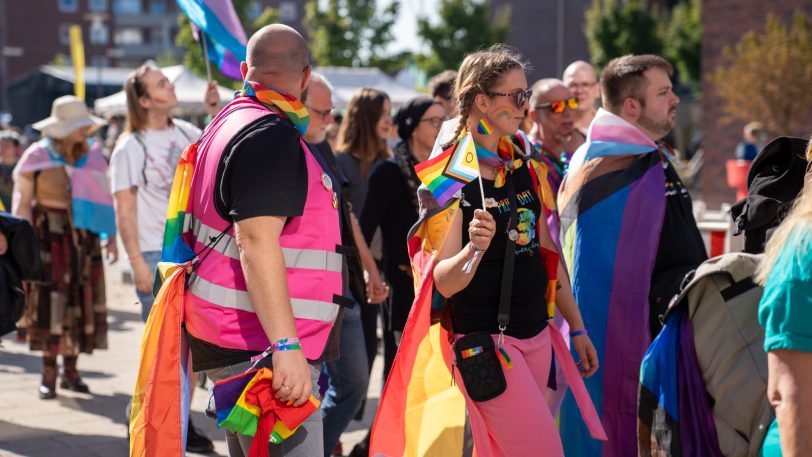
[33,95,106,140]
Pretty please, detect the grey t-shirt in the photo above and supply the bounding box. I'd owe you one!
[334,153,382,218]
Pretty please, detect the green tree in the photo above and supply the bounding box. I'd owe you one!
[416,0,511,75]
[175,1,279,88]
[304,0,403,71]
[710,11,812,134]
[584,0,663,71]
[662,0,701,85]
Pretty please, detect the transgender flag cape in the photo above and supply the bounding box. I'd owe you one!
[370,128,606,457]
[557,108,666,456]
[13,139,115,237]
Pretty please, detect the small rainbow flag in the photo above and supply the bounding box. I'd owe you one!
[415,132,480,205]
[213,368,320,455]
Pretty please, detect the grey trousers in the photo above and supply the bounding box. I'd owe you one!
[205,360,323,457]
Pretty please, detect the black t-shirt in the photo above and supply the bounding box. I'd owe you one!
[187,115,310,372]
[448,165,549,339]
[648,158,707,337]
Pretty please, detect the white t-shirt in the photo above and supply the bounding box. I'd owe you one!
[109,119,201,253]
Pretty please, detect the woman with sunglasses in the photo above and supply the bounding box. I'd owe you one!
[360,96,445,379]
[422,45,599,456]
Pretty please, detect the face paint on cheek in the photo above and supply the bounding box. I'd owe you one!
[495,109,512,122]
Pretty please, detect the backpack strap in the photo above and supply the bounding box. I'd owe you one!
[720,277,758,302]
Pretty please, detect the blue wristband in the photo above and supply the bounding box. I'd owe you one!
[570,329,588,337]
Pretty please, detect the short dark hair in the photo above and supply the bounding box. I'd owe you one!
[428,70,457,100]
[600,54,673,112]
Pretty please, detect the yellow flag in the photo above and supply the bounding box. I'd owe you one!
[68,25,85,100]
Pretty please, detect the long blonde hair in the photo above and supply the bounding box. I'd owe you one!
[336,88,390,178]
[755,138,812,285]
[449,44,527,144]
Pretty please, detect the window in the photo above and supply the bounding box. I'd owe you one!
[114,27,143,45]
[90,21,108,45]
[58,0,78,12]
[59,24,75,45]
[88,0,108,12]
[150,27,167,45]
[279,1,297,22]
[113,0,140,14]
[149,0,166,13]
[91,56,110,67]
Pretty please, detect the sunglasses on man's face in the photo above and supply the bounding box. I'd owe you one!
[486,89,533,109]
[536,97,579,114]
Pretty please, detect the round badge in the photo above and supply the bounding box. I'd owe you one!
[332,192,339,209]
[508,229,519,241]
[321,173,333,191]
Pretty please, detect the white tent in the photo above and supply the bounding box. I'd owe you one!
[316,67,422,111]
[93,65,234,116]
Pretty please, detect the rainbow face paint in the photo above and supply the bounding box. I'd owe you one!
[477,118,493,135]
[495,109,512,122]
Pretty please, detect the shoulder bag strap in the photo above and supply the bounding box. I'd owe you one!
[497,170,518,329]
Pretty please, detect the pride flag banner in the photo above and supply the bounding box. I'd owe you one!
[213,368,320,456]
[415,132,480,206]
[177,0,247,80]
[160,143,198,266]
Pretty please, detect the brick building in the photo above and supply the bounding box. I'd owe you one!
[701,0,812,208]
[0,0,303,119]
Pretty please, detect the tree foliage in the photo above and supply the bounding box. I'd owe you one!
[416,0,511,76]
[710,11,812,134]
[584,0,663,71]
[175,1,279,88]
[303,0,403,71]
[662,0,701,85]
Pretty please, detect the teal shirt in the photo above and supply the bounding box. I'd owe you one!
[759,223,812,457]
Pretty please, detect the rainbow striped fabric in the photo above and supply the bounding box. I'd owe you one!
[213,368,320,455]
[236,81,310,136]
[460,346,483,359]
[160,142,199,265]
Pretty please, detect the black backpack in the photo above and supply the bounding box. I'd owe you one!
[730,136,809,254]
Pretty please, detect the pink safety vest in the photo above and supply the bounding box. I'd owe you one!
[184,97,343,360]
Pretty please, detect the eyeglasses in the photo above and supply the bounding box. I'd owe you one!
[485,89,533,109]
[535,97,579,114]
[420,116,448,128]
[310,106,334,120]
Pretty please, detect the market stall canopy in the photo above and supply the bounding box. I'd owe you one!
[316,67,422,111]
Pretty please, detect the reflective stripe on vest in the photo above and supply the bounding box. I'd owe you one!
[190,217,343,272]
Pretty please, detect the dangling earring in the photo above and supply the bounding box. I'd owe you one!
[477,117,493,135]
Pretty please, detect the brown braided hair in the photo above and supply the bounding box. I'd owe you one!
[447,44,528,147]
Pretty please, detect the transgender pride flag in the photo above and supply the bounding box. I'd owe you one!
[177,0,247,80]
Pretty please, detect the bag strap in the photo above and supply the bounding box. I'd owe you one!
[497,170,518,329]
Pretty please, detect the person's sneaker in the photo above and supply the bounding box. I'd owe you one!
[186,420,214,454]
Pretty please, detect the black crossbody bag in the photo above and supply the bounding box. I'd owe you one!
[453,170,519,402]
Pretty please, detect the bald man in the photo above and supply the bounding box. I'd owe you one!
[185,25,347,456]
[563,60,601,134]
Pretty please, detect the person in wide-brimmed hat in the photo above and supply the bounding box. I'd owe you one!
[13,95,117,400]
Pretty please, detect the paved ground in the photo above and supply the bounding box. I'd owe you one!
[0,260,381,457]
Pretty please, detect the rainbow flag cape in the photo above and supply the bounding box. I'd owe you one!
[129,262,192,457]
[13,139,115,237]
[177,0,247,80]
[557,108,666,456]
[160,142,198,266]
[414,132,479,206]
[370,130,605,457]
[213,368,320,456]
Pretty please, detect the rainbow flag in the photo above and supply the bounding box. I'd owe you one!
[415,132,479,206]
[177,0,247,81]
[371,133,605,457]
[213,367,320,455]
[160,143,198,266]
[130,262,191,457]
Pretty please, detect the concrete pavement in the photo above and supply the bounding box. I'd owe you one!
[0,261,380,457]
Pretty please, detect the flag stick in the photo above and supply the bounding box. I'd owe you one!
[477,172,486,210]
[200,30,213,81]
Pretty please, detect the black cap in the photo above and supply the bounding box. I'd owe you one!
[395,96,440,140]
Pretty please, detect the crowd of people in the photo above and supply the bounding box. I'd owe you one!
[0,21,809,457]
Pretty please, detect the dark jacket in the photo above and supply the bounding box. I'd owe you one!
[0,212,43,336]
